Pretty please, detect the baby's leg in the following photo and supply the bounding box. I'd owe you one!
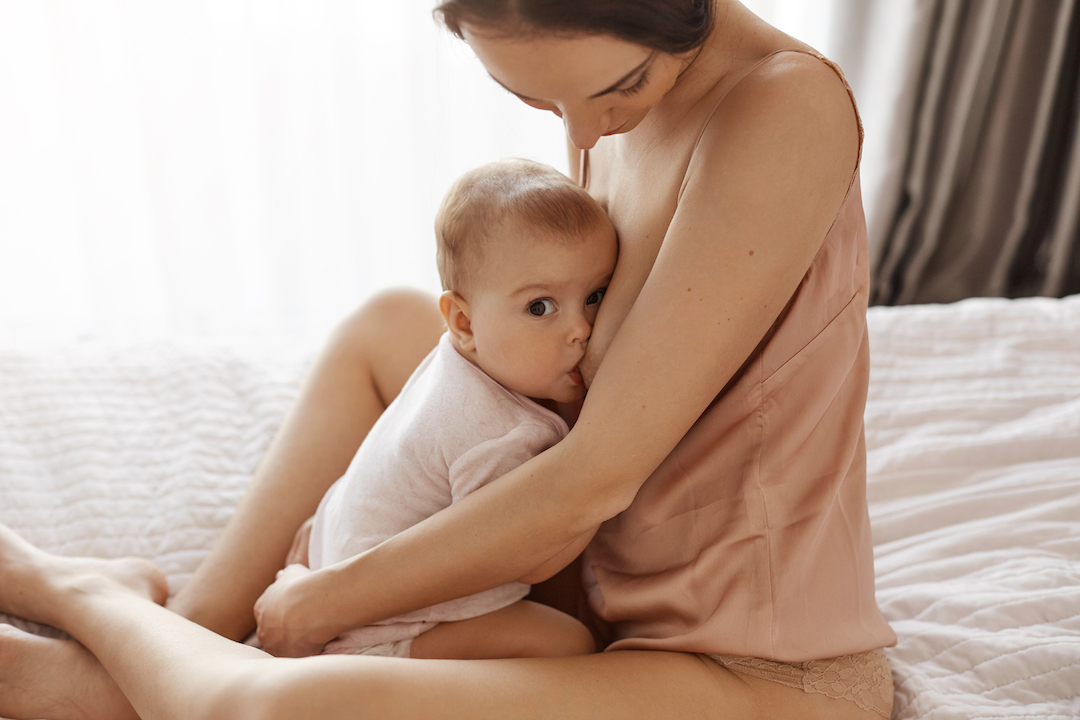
[409,600,594,660]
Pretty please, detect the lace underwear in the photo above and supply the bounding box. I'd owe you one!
[706,648,893,719]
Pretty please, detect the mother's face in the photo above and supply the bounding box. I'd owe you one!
[462,25,689,150]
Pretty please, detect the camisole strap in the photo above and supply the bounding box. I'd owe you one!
[581,50,864,194]
[579,144,590,190]
[680,48,865,200]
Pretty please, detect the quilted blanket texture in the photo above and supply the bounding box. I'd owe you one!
[2,295,1079,719]
[866,296,1080,718]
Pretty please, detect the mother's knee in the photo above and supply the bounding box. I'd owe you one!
[334,289,443,350]
[330,289,444,405]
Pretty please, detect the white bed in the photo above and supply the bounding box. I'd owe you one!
[2,295,1079,719]
[865,296,1080,718]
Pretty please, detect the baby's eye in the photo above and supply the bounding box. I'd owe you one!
[528,299,556,317]
[586,289,606,306]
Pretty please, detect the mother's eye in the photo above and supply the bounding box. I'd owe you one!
[617,69,650,97]
[528,299,556,316]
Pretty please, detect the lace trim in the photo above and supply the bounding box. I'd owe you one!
[707,649,893,719]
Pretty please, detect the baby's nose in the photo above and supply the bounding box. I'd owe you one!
[568,313,592,343]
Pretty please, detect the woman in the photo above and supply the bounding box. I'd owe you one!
[0,1,896,718]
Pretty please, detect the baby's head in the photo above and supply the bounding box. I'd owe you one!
[436,158,617,403]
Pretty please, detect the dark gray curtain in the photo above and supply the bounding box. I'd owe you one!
[872,0,1080,305]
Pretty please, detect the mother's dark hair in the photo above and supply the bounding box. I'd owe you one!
[434,0,713,54]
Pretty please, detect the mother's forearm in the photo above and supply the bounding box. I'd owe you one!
[302,439,618,638]
[517,524,600,585]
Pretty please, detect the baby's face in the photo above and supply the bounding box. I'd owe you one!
[465,220,617,403]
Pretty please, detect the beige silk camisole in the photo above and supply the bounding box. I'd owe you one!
[580,50,897,662]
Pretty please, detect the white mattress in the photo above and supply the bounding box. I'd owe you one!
[1,296,1079,718]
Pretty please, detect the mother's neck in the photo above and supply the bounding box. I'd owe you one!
[669,0,793,105]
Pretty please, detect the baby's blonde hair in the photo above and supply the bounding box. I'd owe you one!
[435,158,610,295]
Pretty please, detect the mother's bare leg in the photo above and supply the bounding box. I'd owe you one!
[0,527,880,720]
[0,525,166,720]
[170,290,444,640]
[0,624,136,720]
[0,526,272,720]
[0,291,443,719]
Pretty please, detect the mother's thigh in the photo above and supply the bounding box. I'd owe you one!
[348,288,445,405]
[258,650,880,720]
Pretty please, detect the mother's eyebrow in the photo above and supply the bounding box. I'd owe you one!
[489,53,656,102]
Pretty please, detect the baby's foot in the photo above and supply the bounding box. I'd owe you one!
[0,623,138,720]
[0,525,167,631]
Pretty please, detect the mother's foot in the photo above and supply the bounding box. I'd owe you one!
[0,623,138,720]
[0,525,167,632]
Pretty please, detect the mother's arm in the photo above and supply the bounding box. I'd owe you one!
[254,55,860,657]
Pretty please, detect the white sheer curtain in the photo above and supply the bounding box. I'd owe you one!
[0,1,922,345]
[0,1,566,345]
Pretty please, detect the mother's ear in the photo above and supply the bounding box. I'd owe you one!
[439,291,476,352]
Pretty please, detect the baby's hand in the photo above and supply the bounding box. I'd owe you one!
[254,563,330,657]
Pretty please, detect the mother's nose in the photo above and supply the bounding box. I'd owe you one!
[562,107,609,150]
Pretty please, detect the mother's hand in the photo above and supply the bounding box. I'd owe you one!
[254,563,334,658]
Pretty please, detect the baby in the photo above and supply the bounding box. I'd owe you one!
[304,158,617,660]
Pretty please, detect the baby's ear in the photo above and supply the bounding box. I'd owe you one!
[439,291,475,351]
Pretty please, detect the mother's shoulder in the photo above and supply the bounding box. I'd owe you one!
[678,49,861,201]
[697,50,860,159]
[669,48,861,264]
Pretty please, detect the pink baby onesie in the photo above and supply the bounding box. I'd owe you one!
[308,332,569,655]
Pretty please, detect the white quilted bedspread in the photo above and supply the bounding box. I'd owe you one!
[1,295,1079,719]
[866,296,1080,718]
[0,342,309,610]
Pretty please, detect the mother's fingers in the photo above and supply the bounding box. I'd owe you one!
[253,563,325,657]
[275,563,313,583]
